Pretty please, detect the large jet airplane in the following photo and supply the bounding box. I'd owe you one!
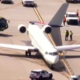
[0,3,80,69]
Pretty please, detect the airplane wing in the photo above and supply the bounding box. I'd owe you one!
[48,3,69,27]
[55,45,80,51]
[0,43,37,51]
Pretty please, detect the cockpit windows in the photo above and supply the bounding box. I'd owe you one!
[49,53,53,55]
[45,52,58,55]
[45,52,48,54]
[54,52,58,55]
[49,52,58,55]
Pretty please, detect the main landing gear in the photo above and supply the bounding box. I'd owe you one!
[25,50,31,57]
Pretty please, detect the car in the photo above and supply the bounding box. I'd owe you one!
[22,0,35,7]
[66,0,80,3]
[0,0,12,3]
[65,12,80,25]
[70,75,78,80]
[29,69,53,80]
[0,17,10,31]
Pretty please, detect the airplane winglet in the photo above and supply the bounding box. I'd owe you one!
[48,3,69,27]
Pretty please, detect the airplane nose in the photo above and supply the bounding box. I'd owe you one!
[52,55,59,64]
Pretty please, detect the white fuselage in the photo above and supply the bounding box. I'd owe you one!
[22,0,34,5]
[27,24,59,65]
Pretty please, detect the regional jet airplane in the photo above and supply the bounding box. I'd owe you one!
[0,3,80,69]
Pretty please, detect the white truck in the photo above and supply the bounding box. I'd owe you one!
[65,12,79,25]
[70,75,79,80]
[22,0,35,7]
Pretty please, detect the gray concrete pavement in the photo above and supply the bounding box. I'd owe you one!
[0,0,68,80]
[0,0,80,79]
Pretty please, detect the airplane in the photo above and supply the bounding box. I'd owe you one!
[1,3,80,69]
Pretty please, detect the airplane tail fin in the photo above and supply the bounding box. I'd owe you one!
[48,3,69,27]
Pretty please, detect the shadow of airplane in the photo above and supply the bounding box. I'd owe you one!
[0,52,66,72]
[0,33,13,37]
[65,55,80,59]
[67,49,80,52]
[0,52,42,59]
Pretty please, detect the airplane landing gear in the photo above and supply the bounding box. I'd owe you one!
[25,50,31,57]
[49,64,54,70]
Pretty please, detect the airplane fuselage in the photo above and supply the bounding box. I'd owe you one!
[27,24,59,66]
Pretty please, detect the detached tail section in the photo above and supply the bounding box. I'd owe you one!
[48,3,69,27]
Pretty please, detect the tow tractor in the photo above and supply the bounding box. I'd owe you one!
[63,12,80,25]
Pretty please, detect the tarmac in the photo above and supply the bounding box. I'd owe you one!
[0,0,80,80]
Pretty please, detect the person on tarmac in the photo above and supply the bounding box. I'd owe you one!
[63,16,66,26]
[70,31,73,41]
[65,30,69,41]
[76,9,79,17]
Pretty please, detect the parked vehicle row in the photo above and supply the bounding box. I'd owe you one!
[0,0,35,7]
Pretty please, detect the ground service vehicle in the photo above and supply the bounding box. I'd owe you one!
[0,0,12,3]
[29,69,53,80]
[22,0,35,7]
[66,0,80,3]
[65,12,79,25]
[0,17,9,31]
[70,75,78,80]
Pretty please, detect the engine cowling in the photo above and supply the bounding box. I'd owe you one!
[18,24,26,33]
[42,25,52,34]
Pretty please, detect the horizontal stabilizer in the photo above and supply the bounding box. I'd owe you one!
[55,45,80,51]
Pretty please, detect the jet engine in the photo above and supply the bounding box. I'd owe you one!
[18,24,26,33]
[42,25,52,34]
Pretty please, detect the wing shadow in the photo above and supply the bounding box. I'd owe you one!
[67,49,80,52]
[0,52,42,59]
[65,55,80,59]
